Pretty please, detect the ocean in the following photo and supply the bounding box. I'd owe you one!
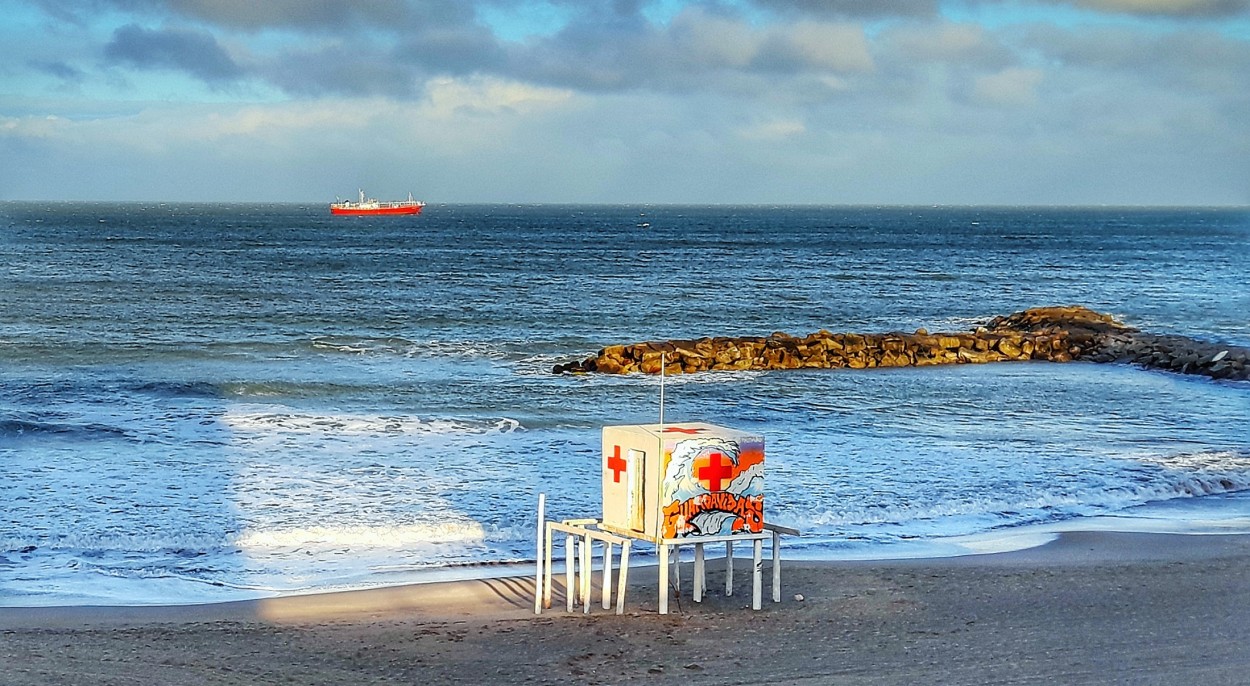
[1,203,1248,606]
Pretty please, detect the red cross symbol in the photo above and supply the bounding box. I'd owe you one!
[697,451,733,492]
[663,426,705,434]
[607,445,627,483]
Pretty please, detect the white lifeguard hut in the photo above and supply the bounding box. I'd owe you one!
[600,422,764,541]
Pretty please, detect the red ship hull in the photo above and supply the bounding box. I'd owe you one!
[330,204,424,216]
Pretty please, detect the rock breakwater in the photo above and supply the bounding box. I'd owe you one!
[553,306,1249,382]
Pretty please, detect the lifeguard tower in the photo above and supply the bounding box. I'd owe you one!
[537,421,796,615]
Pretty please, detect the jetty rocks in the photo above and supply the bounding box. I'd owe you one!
[553,306,1249,382]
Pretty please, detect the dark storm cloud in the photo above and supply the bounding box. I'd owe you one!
[500,6,875,95]
[394,25,509,76]
[157,0,420,29]
[1026,23,1250,87]
[747,0,940,18]
[509,18,658,91]
[750,0,1250,19]
[28,60,86,82]
[251,23,506,98]
[880,22,1013,67]
[1050,0,1250,18]
[103,24,244,83]
[31,0,472,32]
[261,46,422,98]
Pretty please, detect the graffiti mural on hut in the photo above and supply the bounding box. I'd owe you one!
[601,423,764,541]
[662,436,764,537]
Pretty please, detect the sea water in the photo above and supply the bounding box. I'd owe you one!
[1,204,1247,605]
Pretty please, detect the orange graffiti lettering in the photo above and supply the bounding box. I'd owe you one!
[663,492,763,538]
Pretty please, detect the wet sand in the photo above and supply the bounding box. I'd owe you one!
[4,531,1250,685]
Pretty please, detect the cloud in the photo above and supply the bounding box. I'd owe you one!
[759,20,875,73]
[748,0,940,18]
[735,117,806,140]
[0,75,579,198]
[158,0,423,29]
[32,0,442,31]
[503,8,874,97]
[971,66,1044,106]
[668,9,761,68]
[883,22,1010,66]
[1050,0,1250,17]
[395,25,509,75]
[0,113,73,140]
[27,60,86,83]
[261,45,421,98]
[1024,24,1250,95]
[422,75,571,118]
[103,24,244,84]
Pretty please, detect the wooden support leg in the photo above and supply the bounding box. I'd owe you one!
[725,541,734,596]
[752,538,762,611]
[543,526,554,609]
[565,534,575,612]
[616,540,630,615]
[678,545,685,596]
[771,529,782,603]
[581,535,592,614]
[534,497,545,615]
[602,542,613,610]
[658,544,669,615]
[693,542,705,603]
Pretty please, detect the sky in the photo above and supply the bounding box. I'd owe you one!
[2,0,1248,205]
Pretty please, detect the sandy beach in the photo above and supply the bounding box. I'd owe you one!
[4,531,1250,685]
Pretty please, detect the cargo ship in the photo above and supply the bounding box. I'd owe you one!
[330,190,425,216]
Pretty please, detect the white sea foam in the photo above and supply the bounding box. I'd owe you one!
[309,336,511,361]
[0,532,228,553]
[235,521,487,549]
[786,450,1250,537]
[220,407,523,436]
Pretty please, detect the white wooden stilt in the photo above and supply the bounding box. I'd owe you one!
[693,542,705,602]
[602,542,614,609]
[771,528,782,603]
[752,538,763,611]
[543,525,554,609]
[725,540,734,596]
[565,534,575,612]
[534,494,545,615]
[616,540,630,615]
[581,536,592,614]
[658,543,669,615]
[672,544,681,598]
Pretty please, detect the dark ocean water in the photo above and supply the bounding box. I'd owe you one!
[1,203,1248,605]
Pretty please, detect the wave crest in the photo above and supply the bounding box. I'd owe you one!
[0,418,128,441]
[788,450,1250,534]
[309,336,510,361]
[236,522,486,549]
[221,408,523,436]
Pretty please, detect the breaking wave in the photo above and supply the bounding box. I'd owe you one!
[0,418,128,441]
[309,335,511,361]
[0,532,229,555]
[789,450,1250,536]
[220,408,523,436]
[235,522,487,549]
